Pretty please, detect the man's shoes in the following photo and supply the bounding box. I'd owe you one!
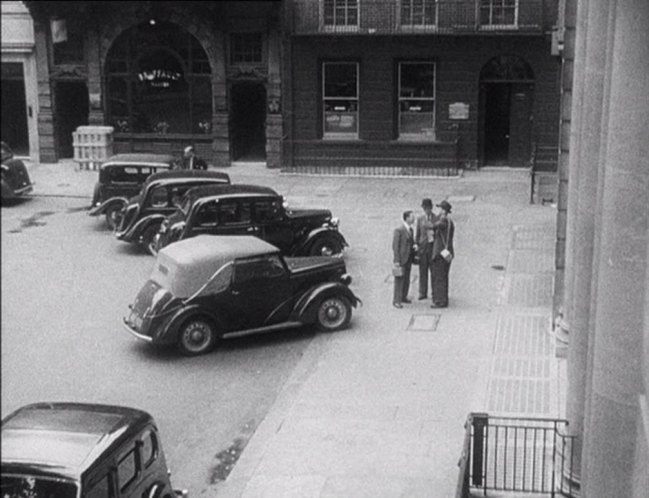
[393,302,403,309]
[402,298,412,304]
[418,296,427,300]
[430,303,448,308]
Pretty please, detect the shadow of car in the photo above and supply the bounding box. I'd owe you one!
[123,235,361,356]
[1,141,33,203]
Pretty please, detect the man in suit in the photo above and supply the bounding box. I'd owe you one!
[430,200,455,308]
[392,210,416,308]
[182,145,208,170]
[415,198,438,300]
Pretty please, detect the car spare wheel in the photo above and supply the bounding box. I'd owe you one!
[141,224,160,256]
[315,296,351,332]
[309,237,343,256]
[177,318,218,356]
[105,204,124,230]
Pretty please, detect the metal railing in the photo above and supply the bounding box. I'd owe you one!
[529,142,558,204]
[457,413,577,497]
[288,0,549,36]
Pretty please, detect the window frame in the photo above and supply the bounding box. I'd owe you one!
[397,61,436,140]
[229,32,265,65]
[117,446,139,493]
[479,0,519,28]
[321,0,360,32]
[322,61,360,140]
[398,0,439,30]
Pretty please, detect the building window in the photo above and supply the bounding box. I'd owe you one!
[480,0,518,26]
[322,62,358,138]
[398,62,435,139]
[105,22,212,135]
[323,0,359,30]
[230,33,263,64]
[400,0,438,27]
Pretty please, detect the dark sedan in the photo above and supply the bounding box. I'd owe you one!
[1,141,33,202]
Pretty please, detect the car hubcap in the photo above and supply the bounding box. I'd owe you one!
[318,299,347,329]
[183,322,211,352]
[320,245,333,256]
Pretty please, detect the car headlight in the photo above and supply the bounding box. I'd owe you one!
[341,273,352,285]
[330,217,339,228]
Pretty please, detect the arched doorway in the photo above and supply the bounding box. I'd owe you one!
[230,82,266,161]
[479,55,534,167]
[104,21,212,146]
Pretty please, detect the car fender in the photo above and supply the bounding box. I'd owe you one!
[292,228,348,256]
[164,304,225,344]
[291,282,359,323]
[1,178,13,199]
[88,196,129,216]
[126,214,168,240]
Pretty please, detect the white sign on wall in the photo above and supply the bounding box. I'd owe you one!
[449,102,470,120]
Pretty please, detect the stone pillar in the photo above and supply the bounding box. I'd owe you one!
[33,18,56,163]
[85,26,104,126]
[210,31,229,166]
[266,28,283,169]
[581,1,649,496]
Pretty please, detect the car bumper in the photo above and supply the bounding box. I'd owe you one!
[6,184,33,198]
[122,318,153,343]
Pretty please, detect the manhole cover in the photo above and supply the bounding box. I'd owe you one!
[406,313,441,331]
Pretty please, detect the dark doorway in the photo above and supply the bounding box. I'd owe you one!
[230,82,266,161]
[483,83,511,165]
[1,63,29,155]
[55,81,89,158]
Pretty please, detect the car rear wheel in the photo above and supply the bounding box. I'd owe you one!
[177,318,219,356]
[309,236,343,257]
[141,224,160,256]
[315,296,351,332]
[104,204,124,231]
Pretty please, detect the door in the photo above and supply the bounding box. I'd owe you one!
[230,82,267,161]
[508,84,533,167]
[483,83,511,166]
[189,199,256,238]
[1,63,29,155]
[54,81,89,158]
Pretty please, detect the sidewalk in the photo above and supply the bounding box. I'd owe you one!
[24,160,564,497]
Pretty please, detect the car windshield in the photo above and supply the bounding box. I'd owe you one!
[1,474,78,498]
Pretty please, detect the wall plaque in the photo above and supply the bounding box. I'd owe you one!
[449,102,470,120]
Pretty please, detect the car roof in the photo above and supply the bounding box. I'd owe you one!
[145,170,231,186]
[1,402,152,480]
[184,184,278,204]
[153,236,279,297]
[102,153,177,167]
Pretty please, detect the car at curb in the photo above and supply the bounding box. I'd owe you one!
[1,402,187,498]
[115,170,230,254]
[1,141,33,202]
[155,184,348,257]
[88,153,179,230]
[123,235,361,356]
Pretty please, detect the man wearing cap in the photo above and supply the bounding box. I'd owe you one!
[415,198,438,300]
[430,200,455,308]
[182,146,208,170]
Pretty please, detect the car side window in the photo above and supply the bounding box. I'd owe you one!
[117,447,138,492]
[254,199,282,222]
[149,186,168,208]
[140,428,158,468]
[86,474,114,498]
[195,200,219,227]
[234,256,286,285]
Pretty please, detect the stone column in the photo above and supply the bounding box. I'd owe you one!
[581,1,649,496]
[85,26,105,126]
[210,30,229,166]
[33,18,56,163]
[265,28,283,169]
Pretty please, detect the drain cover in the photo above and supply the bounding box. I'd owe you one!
[407,314,441,331]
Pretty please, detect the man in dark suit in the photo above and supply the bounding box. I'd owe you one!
[431,200,455,308]
[392,210,416,308]
[415,198,438,300]
[182,145,208,170]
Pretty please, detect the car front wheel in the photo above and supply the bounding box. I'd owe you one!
[104,204,124,231]
[315,296,351,332]
[309,236,343,257]
[177,318,218,356]
[141,224,160,256]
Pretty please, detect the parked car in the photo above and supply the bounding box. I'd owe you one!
[155,184,348,257]
[1,141,33,202]
[89,153,180,229]
[115,170,230,254]
[123,235,361,356]
[1,402,187,498]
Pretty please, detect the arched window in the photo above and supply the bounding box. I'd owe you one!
[105,22,212,135]
[480,55,534,82]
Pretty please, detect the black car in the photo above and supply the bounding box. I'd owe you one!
[88,153,179,229]
[155,184,348,257]
[1,141,33,202]
[1,402,187,498]
[123,235,361,356]
[115,170,230,254]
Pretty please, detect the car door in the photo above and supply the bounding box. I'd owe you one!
[229,255,292,330]
[254,197,294,251]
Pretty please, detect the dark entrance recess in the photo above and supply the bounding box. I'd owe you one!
[55,81,89,158]
[479,55,534,167]
[1,63,29,155]
[230,82,266,161]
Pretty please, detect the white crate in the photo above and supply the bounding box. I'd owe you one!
[73,126,114,170]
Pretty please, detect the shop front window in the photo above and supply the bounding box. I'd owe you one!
[322,62,358,139]
[106,22,211,135]
[398,62,435,139]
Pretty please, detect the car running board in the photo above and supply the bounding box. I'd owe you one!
[223,321,303,339]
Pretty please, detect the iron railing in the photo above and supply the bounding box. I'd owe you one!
[288,0,550,36]
[529,142,558,204]
[457,413,577,497]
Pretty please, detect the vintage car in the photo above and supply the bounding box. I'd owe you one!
[88,153,179,229]
[155,184,348,257]
[1,141,33,202]
[1,402,187,498]
[115,170,230,254]
[123,235,361,356]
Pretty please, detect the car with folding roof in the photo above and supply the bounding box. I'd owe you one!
[1,141,33,203]
[1,402,186,498]
[155,183,347,257]
[88,153,180,229]
[123,235,361,356]
[115,170,230,254]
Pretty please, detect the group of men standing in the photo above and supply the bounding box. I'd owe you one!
[392,198,455,309]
